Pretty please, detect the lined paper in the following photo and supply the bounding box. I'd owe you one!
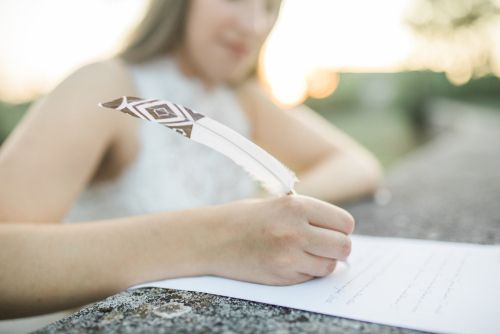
[130,235,500,334]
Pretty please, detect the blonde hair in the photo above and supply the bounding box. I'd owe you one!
[116,0,189,64]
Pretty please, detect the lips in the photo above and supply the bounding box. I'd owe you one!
[224,41,249,58]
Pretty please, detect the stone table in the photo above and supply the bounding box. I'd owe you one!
[36,102,500,333]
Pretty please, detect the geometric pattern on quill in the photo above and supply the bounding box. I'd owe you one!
[99,96,204,138]
[99,95,298,196]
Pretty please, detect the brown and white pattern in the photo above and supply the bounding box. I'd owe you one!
[100,96,204,138]
[99,95,298,196]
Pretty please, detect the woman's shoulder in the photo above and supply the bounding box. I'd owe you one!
[76,58,142,182]
[235,78,277,110]
[49,57,141,184]
[61,57,135,93]
[234,79,262,129]
[46,57,139,134]
[235,78,277,133]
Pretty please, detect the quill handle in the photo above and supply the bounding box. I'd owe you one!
[99,96,299,196]
[98,97,350,263]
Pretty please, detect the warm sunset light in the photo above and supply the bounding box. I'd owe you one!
[257,0,416,107]
[306,69,340,100]
[0,0,499,106]
[0,0,147,103]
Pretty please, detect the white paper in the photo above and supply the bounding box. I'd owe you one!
[130,235,500,334]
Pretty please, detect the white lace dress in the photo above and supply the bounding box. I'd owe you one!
[63,55,259,223]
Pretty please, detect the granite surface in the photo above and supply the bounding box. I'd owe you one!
[35,101,500,333]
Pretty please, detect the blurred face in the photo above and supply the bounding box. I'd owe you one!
[177,0,281,85]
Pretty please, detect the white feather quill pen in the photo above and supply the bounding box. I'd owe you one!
[98,96,299,196]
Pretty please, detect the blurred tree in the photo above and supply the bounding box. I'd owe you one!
[405,0,500,84]
[0,101,29,145]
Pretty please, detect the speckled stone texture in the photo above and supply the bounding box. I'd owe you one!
[35,101,500,334]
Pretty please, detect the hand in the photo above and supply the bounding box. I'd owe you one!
[208,194,355,285]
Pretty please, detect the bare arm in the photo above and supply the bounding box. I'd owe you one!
[0,194,355,320]
[0,58,136,223]
[237,80,383,204]
[0,60,355,320]
[282,104,383,203]
[0,57,149,318]
[0,206,219,319]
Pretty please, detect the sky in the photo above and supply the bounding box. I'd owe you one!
[260,0,415,105]
[0,0,145,103]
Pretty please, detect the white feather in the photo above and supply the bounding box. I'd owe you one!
[99,96,299,196]
[190,116,298,196]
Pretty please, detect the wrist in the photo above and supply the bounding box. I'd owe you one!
[198,199,259,278]
[119,208,224,286]
[185,205,223,277]
[193,202,235,277]
[157,203,237,278]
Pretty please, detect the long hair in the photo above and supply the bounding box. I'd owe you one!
[116,0,189,64]
[116,0,282,84]
[115,0,285,85]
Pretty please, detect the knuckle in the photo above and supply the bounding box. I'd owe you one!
[326,259,337,273]
[270,226,302,247]
[319,259,337,276]
[340,237,352,258]
[338,208,356,234]
[341,209,356,234]
[295,233,308,248]
[276,195,306,216]
[272,253,294,271]
[292,273,314,284]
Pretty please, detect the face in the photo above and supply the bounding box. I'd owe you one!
[178,0,281,85]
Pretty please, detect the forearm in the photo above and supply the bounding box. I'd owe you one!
[294,150,383,204]
[0,205,221,319]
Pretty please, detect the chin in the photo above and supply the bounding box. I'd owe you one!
[200,57,246,84]
[209,66,239,83]
[202,50,249,82]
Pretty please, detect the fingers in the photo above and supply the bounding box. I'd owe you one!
[293,272,315,284]
[300,195,355,235]
[298,252,338,277]
[303,225,352,261]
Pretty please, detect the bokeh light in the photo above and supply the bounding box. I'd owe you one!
[0,0,498,106]
[0,0,147,103]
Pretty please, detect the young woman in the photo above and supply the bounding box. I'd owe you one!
[0,0,381,319]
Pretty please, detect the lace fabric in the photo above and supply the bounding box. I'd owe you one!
[63,55,259,223]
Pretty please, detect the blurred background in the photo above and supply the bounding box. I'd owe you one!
[0,0,499,168]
